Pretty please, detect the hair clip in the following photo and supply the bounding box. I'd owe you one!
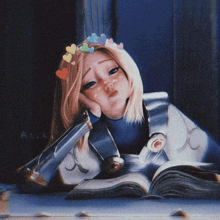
[108,38,114,44]
[66,44,76,55]
[106,38,123,49]
[87,33,107,46]
[63,54,72,63]
[96,34,106,45]
[63,44,77,64]
[80,43,94,53]
[87,33,98,44]
[56,68,68,80]
[117,43,123,50]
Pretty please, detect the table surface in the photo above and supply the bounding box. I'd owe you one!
[4,192,220,219]
[2,184,220,219]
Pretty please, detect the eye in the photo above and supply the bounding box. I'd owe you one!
[109,67,119,75]
[82,81,96,90]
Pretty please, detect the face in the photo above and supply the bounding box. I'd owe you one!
[81,51,130,119]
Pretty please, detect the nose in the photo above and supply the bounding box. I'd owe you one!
[103,79,115,93]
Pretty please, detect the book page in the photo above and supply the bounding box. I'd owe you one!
[152,160,211,180]
[74,172,150,192]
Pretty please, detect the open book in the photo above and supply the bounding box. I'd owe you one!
[66,160,220,199]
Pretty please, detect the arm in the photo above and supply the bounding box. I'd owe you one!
[17,111,93,186]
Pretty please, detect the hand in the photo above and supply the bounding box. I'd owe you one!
[79,93,101,117]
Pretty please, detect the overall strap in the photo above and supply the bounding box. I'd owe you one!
[88,119,124,173]
[143,92,169,137]
[88,119,120,160]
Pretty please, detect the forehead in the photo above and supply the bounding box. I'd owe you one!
[83,51,113,70]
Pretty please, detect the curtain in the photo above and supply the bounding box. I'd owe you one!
[76,0,114,43]
[173,0,220,141]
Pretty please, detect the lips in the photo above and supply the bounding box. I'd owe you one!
[109,90,118,97]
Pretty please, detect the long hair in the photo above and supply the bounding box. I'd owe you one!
[49,39,144,148]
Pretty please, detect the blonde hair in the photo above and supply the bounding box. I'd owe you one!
[59,39,144,130]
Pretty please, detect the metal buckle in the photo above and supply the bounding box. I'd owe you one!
[147,133,167,152]
[102,157,124,173]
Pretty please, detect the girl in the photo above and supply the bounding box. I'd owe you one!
[19,34,220,190]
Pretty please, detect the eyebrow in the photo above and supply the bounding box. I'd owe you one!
[83,67,91,77]
[83,58,114,77]
[98,58,113,64]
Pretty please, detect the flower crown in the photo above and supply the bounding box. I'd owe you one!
[56,33,124,80]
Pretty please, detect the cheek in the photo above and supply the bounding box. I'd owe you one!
[108,73,124,87]
[115,70,127,82]
[117,74,129,88]
[85,86,103,100]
